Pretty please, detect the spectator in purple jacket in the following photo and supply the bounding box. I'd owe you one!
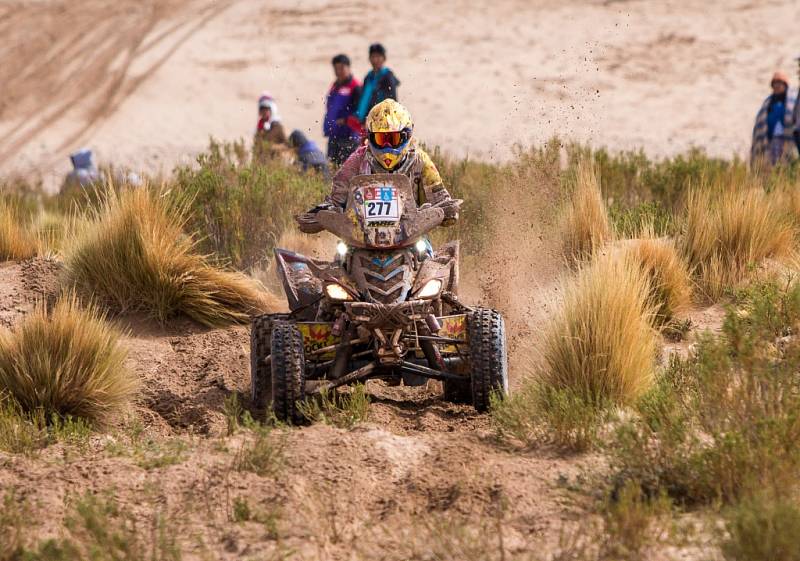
[324,54,363,166]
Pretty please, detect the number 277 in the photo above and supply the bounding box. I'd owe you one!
[367,202,391,216]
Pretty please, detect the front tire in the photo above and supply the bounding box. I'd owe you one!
[468,308,509,411]
[270,321,307,424]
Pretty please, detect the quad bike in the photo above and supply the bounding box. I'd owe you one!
[251,174,508,423]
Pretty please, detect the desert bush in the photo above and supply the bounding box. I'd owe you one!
[64,186,277,326]
[298,384,370,429]
[0,201,37,261]
[621,235,692,329]
[27,491,182,561]
[0,396,92,455]
[173,139,328,270]
[721,492,800,561]
[0,295,135,425]
[611,281,800,506]
[542,253,656,406]
[609,200,674,238]
[235,422,284,477]
[491,382,611,452]
[575,145,739,210]
[600,480,671,561]
[561,159,611,263]
[428,145,502,254]
[682,187,793,300]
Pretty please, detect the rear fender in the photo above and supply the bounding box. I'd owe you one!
[273,249,327,318]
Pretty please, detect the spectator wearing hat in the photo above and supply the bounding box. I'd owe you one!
[751,71,798,167]
[62,148,101,192]
[324,54,363,166]
[355,43,400,124]
[254,92,287,162]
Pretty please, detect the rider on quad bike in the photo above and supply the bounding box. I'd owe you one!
[297,99,459,233]
[252,100,508,423]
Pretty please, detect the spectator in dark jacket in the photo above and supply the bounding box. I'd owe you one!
[288,130,331,180]
[355,43,400,124]
[324,54,363,166]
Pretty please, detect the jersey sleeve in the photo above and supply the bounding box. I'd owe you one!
[417,147,451,205]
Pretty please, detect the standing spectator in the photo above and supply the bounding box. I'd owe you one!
[288,130,331,180]
[324,54,363,166]
[355,43,400,124]
[751,71,797,167]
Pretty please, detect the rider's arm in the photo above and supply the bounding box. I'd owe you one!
[417,149,459,225]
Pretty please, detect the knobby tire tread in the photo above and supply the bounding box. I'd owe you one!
[468,308,508,412]
[271,321,306,424]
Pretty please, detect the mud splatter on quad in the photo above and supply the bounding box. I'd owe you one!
[251,174,508,422]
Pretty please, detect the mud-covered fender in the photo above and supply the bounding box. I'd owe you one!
[412,241,460,296]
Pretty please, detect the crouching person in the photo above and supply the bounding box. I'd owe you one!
[288,130,331,180]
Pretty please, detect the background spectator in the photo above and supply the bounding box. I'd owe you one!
[355,43,400,124]
[254,92,287,161]
[750,71,797,166]
[288,129,331,180]
[324,54,363,166]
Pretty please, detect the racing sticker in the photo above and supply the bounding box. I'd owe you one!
[362,185,400,223]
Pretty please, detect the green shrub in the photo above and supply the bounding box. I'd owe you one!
[29,491,182,561]
[611,281,800,505]
[491,383,610,452]
[722,493,800,561]
[298,384,370,429]
[173,139,328,271]
[235,422,284,477]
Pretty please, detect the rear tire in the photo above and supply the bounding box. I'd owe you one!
[271,321,307,424]
[468,308,509,412]
[250,314,273,410]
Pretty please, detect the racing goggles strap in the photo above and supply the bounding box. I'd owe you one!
[370,129,411,149]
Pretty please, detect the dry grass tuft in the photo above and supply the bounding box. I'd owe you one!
[0,201,37,261]
[561,159,611,263]
[621,232,692,329]
[542,253,656,406]
[0,294,135,424]
[682,187,793,300]
[64,186,279,326]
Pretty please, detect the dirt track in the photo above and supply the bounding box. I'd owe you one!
[0,257,602,559]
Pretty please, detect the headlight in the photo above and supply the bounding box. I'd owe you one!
[336,241,348,256]
[325,283,353,301]
[415,239,428,254]
[415,279,442,299]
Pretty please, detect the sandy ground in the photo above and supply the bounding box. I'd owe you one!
[1,0,799,190]
[0,257,726,559]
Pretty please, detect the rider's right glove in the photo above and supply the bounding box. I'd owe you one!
[295,202,338,234]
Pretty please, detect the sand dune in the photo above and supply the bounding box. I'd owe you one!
[1,0,798,189]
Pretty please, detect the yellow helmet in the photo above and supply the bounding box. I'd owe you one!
[366,100,413,170]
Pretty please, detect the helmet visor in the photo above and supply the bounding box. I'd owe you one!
[370,129,411,149]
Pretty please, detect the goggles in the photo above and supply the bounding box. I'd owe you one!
[369,129,411,149]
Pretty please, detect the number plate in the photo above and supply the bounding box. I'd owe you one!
[362,185,399,223]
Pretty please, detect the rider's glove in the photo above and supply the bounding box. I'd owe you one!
[441,201,460,225]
